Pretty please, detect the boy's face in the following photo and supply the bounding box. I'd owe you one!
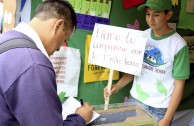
[145,8,169,31]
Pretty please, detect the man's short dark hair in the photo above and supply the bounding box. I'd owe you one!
[34,0,77,29]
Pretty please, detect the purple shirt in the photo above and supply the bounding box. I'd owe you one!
[0,30,86,126]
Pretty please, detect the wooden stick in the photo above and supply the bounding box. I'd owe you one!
[104,69,114,110]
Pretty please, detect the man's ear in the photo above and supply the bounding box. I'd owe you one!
[166,11,173,20]
[54,19,65,34]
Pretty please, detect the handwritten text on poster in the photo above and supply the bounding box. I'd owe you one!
[88,23,148,76]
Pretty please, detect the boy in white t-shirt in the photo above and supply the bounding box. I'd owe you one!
[104,0,190,126]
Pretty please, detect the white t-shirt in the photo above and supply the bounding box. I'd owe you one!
[130,28,190,108]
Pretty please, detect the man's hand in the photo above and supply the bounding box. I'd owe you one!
[75,102,94,124]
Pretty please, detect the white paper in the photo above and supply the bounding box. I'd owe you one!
[88,23,148,76]
[50,46,81,97]
[62,97,100,124]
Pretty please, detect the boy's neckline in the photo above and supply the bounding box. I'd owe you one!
[151,29,175,40]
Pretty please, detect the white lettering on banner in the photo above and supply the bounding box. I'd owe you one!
[88,23,148,76]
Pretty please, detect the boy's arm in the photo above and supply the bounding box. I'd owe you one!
[160,80,185,125]
[104,73,134,98]
[115,73,134,91]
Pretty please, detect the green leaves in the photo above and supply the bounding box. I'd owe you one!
[58,92,66,103]
[157,79,167,97]
[136,84,149,101]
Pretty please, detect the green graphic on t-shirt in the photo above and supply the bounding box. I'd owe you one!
[136,84,149,101]
[157,79,167,97]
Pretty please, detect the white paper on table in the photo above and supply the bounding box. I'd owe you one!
[62,96,100,124]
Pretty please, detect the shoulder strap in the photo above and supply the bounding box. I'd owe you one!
[0,31,39,126]
[0,38,40,54]
[11,120,20,126]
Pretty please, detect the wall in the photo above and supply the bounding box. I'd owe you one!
[30,0,194,109]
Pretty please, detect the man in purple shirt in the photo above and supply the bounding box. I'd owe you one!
[0,0,93,126]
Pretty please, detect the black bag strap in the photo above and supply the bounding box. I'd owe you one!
[0,38,40,54]
[11,121,20,126]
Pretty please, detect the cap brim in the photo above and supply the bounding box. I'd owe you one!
[138,4,164,11]
[138,4,146,11]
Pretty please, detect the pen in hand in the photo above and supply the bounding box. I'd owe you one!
[80,99,84,106]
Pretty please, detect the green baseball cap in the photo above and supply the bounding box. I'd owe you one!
[138,0,172,11]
